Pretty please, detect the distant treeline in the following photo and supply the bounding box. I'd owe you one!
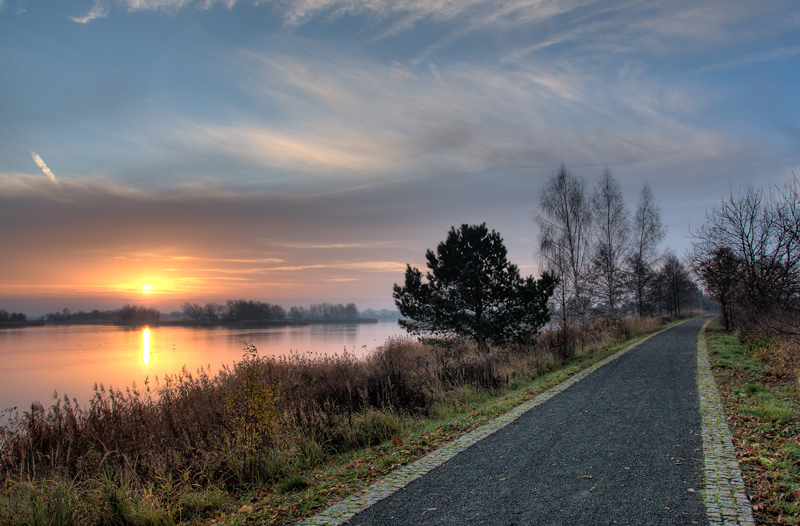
[181,300,369,322]
[288,302,358,321]
[0,310,28,322]
[45,305,161,324]
[15,302,401,325]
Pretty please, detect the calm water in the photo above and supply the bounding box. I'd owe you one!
[0,322,404,413]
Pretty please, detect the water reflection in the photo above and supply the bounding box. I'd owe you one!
[142,327,150,367]
[0,322,403,411]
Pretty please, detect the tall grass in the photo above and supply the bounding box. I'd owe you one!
[0,315,673,524]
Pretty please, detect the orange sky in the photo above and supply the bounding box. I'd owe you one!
[1,173,544,315]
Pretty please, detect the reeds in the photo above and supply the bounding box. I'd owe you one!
[0,316,673,524]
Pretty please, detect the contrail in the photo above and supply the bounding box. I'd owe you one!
[29,150,59,184]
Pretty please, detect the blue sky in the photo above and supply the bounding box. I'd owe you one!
[1,0,799,314]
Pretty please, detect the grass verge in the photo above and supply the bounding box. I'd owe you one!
[210,320,682,526]
[705,322,800,525]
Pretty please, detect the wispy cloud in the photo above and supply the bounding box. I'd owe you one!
[69,1,107,23]
[698,44,800,72]
[160,41,737,181]
[29,150,59,184]
[121,0,194,11]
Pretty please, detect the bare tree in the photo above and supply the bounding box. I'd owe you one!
[652,251,695,317]
[690,178,800,334]
[628,183,666,317]
[535,165,593,327]
[692,247,739,330]
[589,168,630,319]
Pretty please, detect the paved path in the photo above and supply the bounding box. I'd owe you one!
[301,319,754,526]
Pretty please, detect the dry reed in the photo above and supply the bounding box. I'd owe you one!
[0,315,675,525]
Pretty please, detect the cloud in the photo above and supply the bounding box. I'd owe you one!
[29,150,59,184]
[698,44,800,72]
[0,173,430,304]
[69,1,107,22]
[164,42,739,182]
[70,1,797,51]
[116,0,239,13]
[121,0,193,11]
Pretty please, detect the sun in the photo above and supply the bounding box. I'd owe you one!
[140,284,155,294]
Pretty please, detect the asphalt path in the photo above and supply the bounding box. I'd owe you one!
[345,319,709,525]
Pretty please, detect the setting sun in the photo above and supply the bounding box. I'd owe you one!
[140,284,155,294]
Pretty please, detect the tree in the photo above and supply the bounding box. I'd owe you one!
[627,183,666,317]
[690,178,800,333]
[652,252,695,317]
[116,304,161,324]
[534,165,593,328]
[182,302,223,322]
[393,223,557,352]
[589,168,630,319]
[223,299,286,321]
[692,247,739,330]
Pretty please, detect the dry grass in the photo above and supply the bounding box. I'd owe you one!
[0,315,677,525]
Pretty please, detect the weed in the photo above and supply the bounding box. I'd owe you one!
[276,474,308,494]
[745,382,763,394]
[0,478,82,526]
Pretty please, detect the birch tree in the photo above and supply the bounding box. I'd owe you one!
[535,165,593,327]
[590,168,630,319]
[627,183,666,317]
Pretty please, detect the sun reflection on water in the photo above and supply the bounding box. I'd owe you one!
[142,327,150,367]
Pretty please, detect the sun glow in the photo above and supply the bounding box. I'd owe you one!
[142,327,150,367]
[140,284,155,294]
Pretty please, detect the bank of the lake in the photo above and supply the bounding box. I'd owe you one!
[0,321,45,329]
[0,316,686,526]
[0,321,402,413]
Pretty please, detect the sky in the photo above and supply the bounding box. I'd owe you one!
[1,0,799,316]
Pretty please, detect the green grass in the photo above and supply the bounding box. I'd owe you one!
[276,474,308,494]
[705,321,800,525]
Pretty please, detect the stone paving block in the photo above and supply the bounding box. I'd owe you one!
[697,320,756,526]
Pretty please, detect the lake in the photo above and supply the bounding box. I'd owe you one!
[0,322,405,414]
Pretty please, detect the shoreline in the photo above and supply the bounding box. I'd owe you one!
[5,318,383,329]
[0,321,46,329]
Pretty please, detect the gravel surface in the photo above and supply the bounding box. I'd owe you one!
[343,319,709,526]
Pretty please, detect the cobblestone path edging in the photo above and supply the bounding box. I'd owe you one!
[298,325,674,526]
[697,320,756,526]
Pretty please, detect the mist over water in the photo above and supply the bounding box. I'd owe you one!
[0,322,404,414]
